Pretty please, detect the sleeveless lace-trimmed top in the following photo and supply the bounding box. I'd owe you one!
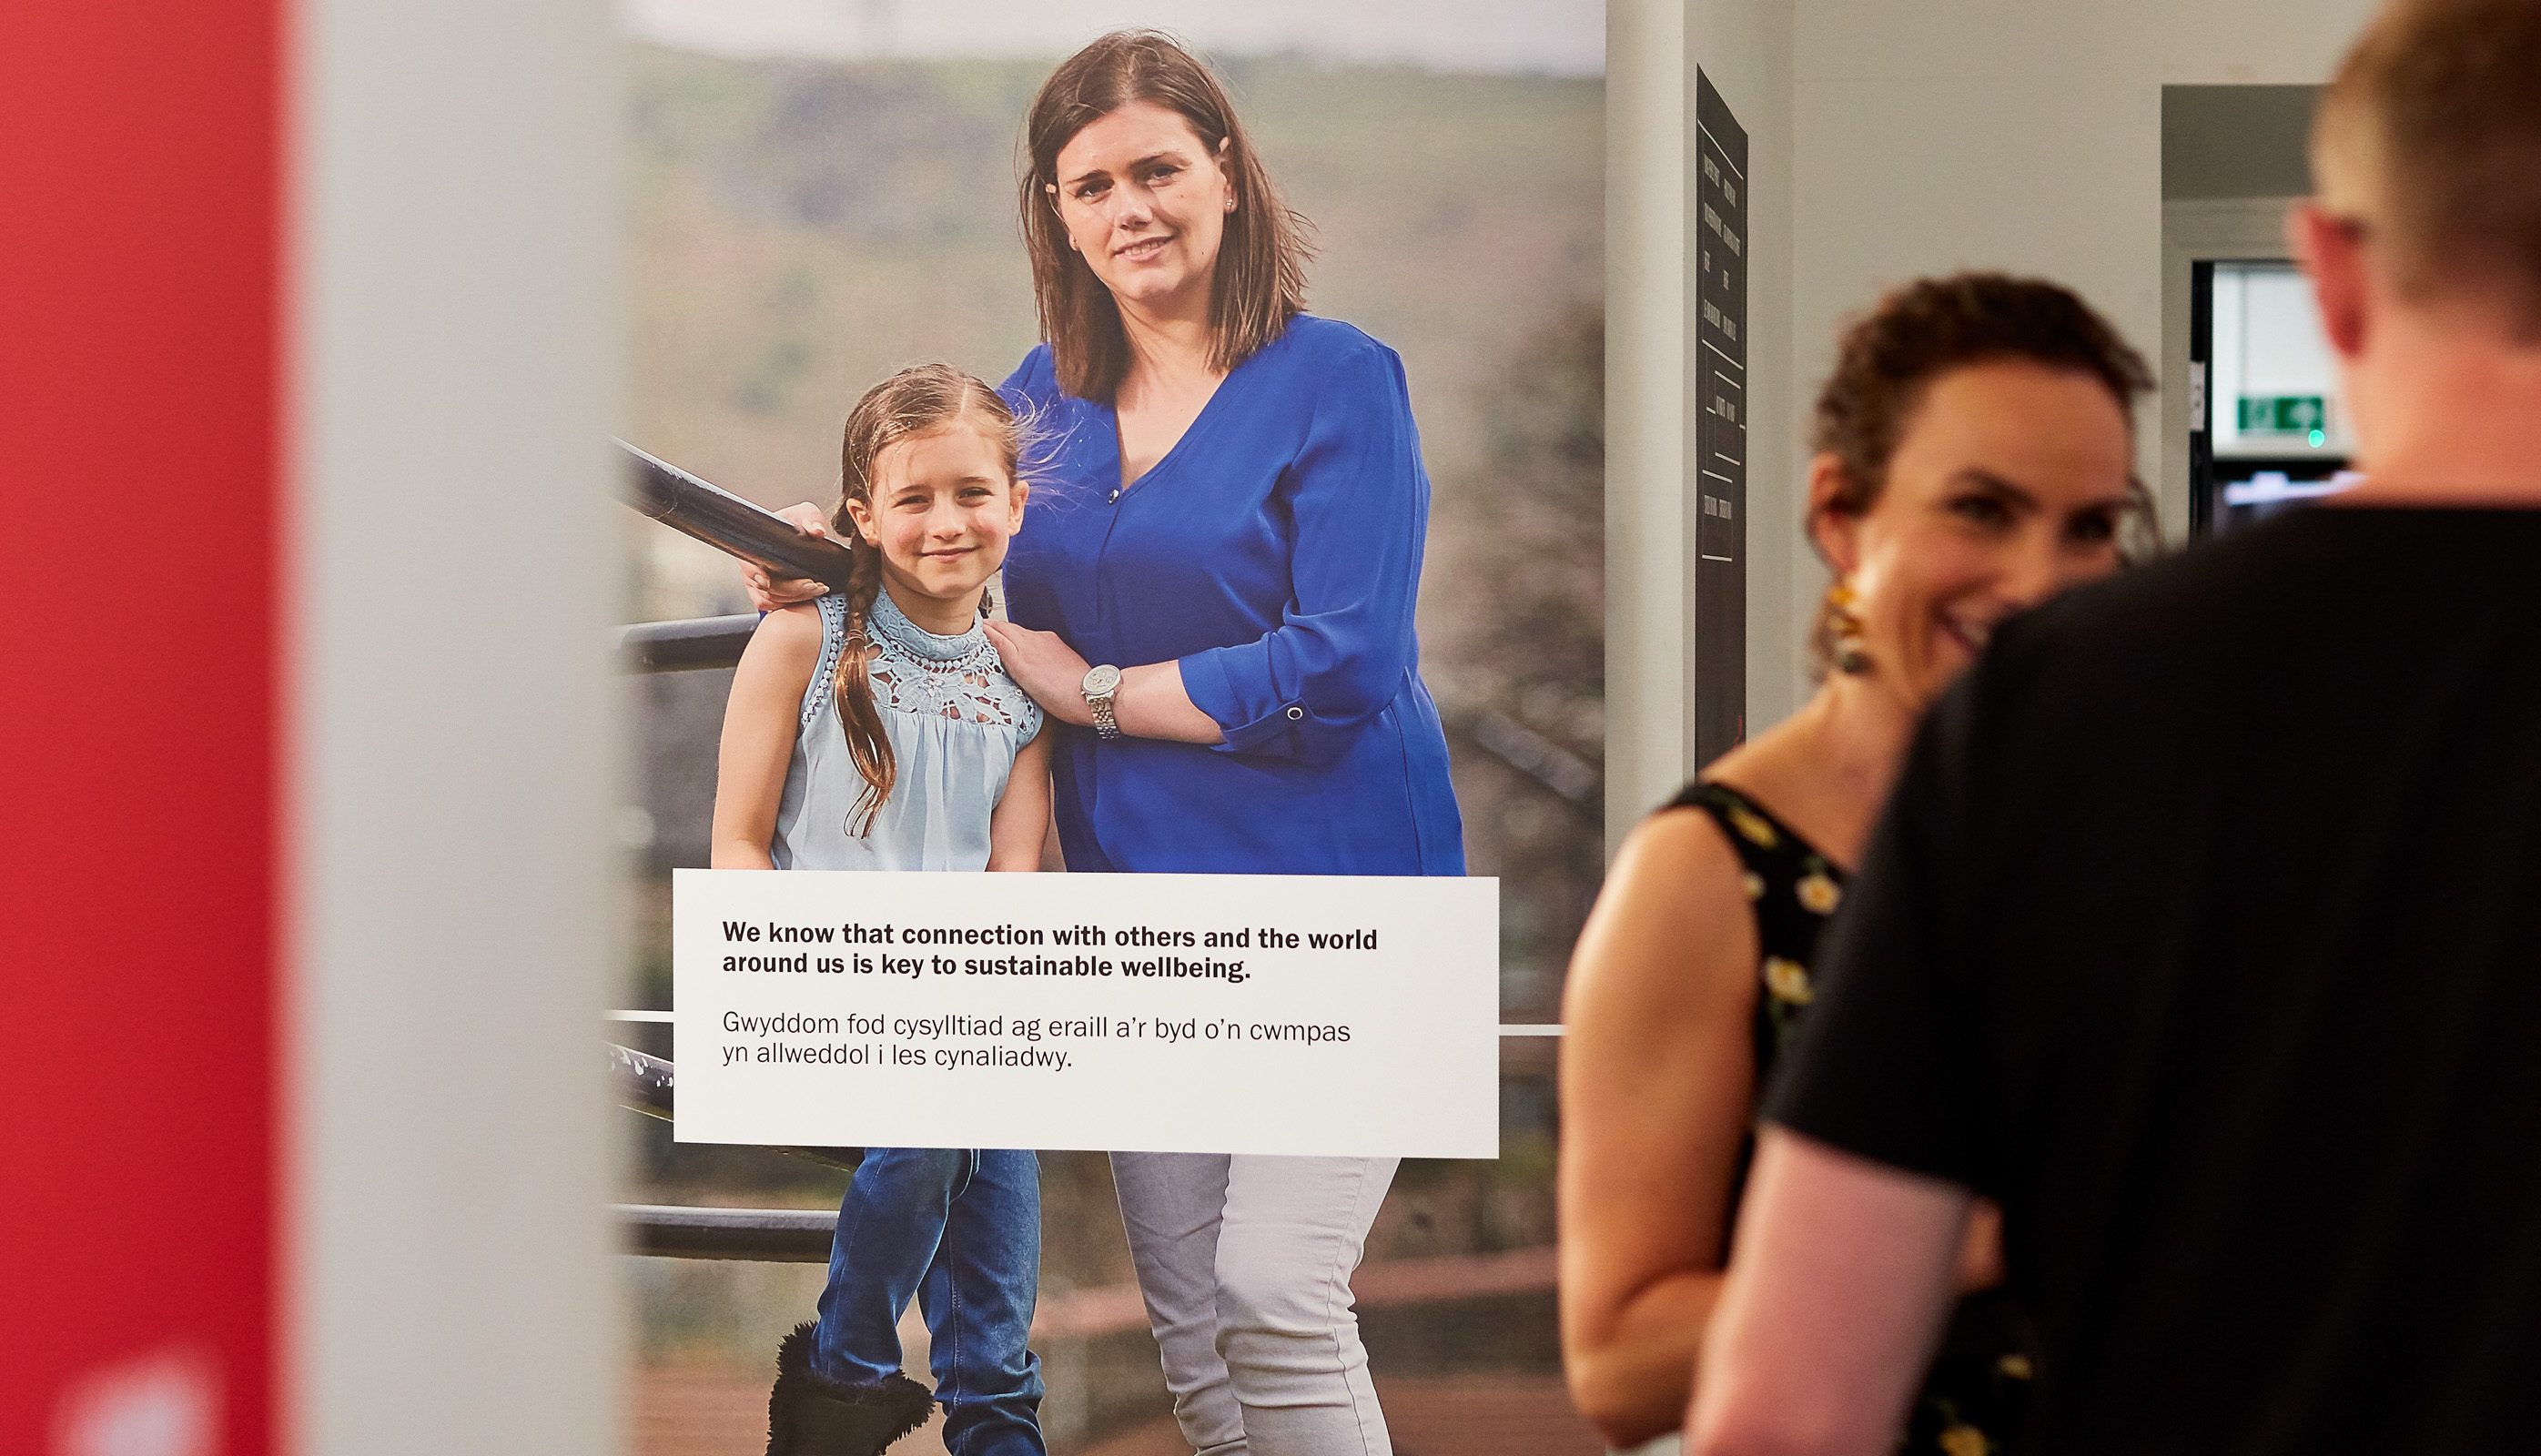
[769,589,1043,872]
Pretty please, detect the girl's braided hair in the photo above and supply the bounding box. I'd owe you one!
[831,363,1028,834]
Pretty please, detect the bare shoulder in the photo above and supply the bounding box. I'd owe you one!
[1605,804,1761,972]
[1612,804,1749,912]
[753,602,826,655]
[732,602,827,703]
[1565,804,1760,1028]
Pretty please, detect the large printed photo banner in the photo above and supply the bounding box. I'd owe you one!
[675,870,1500,1158]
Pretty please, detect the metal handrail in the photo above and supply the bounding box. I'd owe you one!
[619,614,757,672]
[620,440,852,586]
[617,1203,835,1261]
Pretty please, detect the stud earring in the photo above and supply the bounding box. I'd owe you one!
[1826,581,1872,675]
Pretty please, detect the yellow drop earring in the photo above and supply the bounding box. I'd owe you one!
[1826,581,1872,675]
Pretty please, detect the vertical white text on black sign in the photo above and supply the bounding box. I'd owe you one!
[1693,69,1748,765]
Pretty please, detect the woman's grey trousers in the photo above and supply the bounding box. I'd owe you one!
[1110,1151,1400,1456]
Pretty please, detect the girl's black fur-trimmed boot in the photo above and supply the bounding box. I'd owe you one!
[764,1322,937,1456]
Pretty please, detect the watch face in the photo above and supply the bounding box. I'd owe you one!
[1081,663,1122,698]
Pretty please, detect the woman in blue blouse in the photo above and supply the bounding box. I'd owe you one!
[750,31,1461,1456]
[982,62,1462,884]
[986,32,1460,1456]
[988,316,1462,875]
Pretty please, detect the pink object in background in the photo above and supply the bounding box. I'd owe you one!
[52,1350,223,1456]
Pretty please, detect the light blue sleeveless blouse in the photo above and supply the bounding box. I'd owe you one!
[770,590,1043,872]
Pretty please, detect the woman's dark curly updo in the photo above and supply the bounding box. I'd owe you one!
[1805,273,2157,670]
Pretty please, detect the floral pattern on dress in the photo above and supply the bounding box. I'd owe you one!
[1667,778,2034,1456]
[1796,871,1842,915]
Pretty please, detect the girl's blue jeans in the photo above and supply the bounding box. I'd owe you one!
[813,1147,1045,1456]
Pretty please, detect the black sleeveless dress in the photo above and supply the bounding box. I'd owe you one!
[1671,780,2034,1456]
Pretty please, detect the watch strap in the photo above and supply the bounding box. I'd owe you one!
[1082,664,1124,741]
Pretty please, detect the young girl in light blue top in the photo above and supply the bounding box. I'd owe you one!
[711,363,1048,1456]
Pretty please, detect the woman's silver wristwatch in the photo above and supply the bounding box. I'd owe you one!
[1081,663,1123,740]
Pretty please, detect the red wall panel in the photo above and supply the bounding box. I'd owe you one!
[0,0,280,1449]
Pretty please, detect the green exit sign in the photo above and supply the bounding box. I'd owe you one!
[2238,395,2327,434]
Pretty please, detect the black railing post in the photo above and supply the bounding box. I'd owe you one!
[617,1204,836,1261]
[617,614,759,672]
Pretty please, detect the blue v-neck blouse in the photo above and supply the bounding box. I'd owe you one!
[999,316,1465,876]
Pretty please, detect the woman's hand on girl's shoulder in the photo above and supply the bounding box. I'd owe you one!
[740,502,837,613]
[983,621,1093,727]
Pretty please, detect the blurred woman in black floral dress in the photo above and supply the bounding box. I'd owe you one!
[1558,275,2154,1454]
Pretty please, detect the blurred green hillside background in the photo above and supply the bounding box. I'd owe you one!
[624,47,1595,506]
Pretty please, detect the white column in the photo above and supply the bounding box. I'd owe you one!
[289,0,621,1450]
[1606,0,1692,853]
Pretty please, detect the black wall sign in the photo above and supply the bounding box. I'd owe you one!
[1693,69,1748,767]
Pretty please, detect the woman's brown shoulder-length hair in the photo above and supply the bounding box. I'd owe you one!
[1018,31,1312,402]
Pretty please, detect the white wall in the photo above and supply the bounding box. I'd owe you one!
[1781,0,2376,610]
[291,0,620,1450]
[1605,0,1693,846]
[1615,0,2378,797]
